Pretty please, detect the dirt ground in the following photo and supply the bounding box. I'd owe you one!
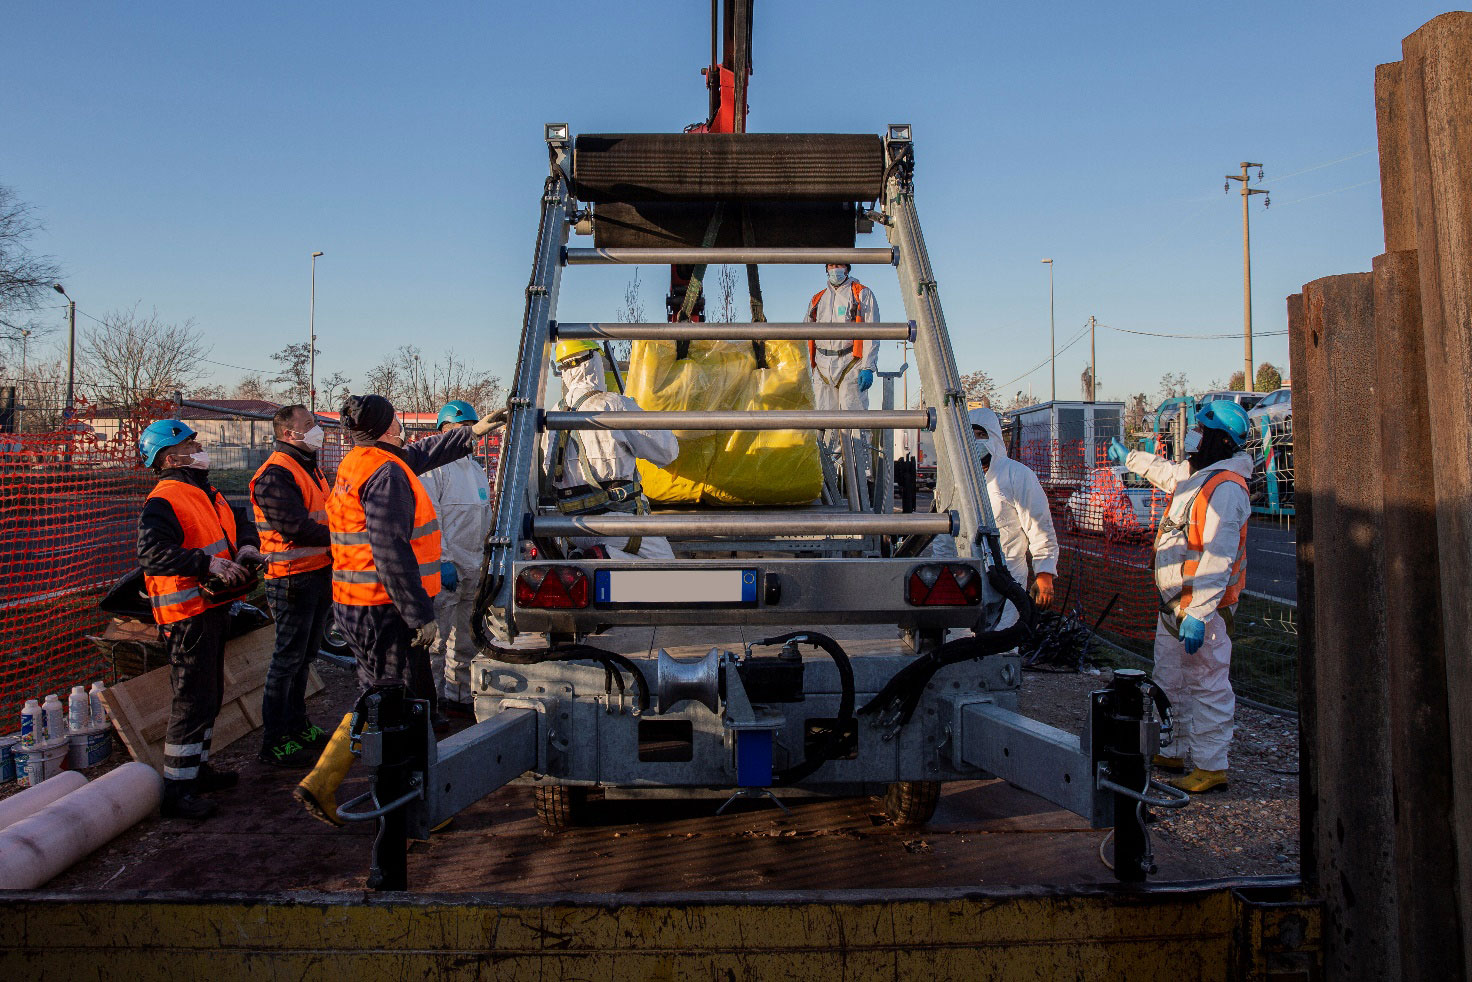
[6,649,1299,892]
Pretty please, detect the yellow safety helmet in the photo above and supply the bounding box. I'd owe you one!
[553,338,601,366]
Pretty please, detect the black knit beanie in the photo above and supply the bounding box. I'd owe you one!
[341,394,395,445]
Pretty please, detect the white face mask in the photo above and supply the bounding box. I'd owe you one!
[1183,429,1203,454]
[179,449,210,470]
[299,425,325,450]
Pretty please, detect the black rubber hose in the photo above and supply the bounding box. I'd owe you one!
[748,631,855,786]
[857,622,1032,727]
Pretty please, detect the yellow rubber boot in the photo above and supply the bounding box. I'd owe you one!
[1168,768,1228,793]
[294,713,355,826]
[1152,754,1188,773]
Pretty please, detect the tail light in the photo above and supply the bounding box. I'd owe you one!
[906,563,982,606]
[515,565,590,608]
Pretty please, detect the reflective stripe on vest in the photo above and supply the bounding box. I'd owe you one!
[807,280,866,372]
[326,445,442,606]
[1158,470,1249,618]
[249,450,332,579]
[143,481,239,625]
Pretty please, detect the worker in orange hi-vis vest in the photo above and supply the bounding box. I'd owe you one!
[137,419,264,821]
[295,393,502,827]
[1109,399,1253,795]
[805,262,880,489]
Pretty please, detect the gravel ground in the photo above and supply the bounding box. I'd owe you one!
[1018,665,1301,877]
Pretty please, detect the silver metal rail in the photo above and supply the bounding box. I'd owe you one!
[535,510,958,538]
[553,321,916,342]
[544,409,934,432]
[563,246,897,266]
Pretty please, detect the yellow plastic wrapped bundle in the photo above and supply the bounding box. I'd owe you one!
[626,338,823,505]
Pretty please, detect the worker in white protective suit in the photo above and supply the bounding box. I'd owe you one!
[544,340,679,560]
[806,263,881,494]
[968,407,1058,627]
[423,400,492,717]
[1108,399,1253,794]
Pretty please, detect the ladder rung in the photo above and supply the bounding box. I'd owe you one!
[534,510,957,538]
[543,409,934,432]
[554,322,916,342]
[563,247,897,266]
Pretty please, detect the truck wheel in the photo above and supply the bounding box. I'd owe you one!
[882,780,941,826]
[534,785,592,831]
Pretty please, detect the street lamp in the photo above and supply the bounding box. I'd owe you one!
[52,283,76,416]
[1041,259,1055,403]
[309,252,324,413]
[17,328,30,433]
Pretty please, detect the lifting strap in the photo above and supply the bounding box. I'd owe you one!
[741,204,768,369]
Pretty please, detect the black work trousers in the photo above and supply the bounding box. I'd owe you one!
[334,601,438,712]
[162,603,231,784]
[260,567,332,741]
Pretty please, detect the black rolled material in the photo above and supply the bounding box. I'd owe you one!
[572,133,885,202]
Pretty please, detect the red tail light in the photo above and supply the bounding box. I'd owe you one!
[906,563,982,606]
[515,565,590,608]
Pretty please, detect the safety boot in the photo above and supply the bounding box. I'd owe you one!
[293,713,355,826]
[195,762,239,792]
[161,779,217,820]
[1168,768,1229,793]
[1152,754,1188,773]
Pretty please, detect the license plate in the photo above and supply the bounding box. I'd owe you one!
[593,568,759,606]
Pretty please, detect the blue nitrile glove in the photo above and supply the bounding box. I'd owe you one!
[440,561,459,591]
[1108,437,1129,466]
[857,369,874,392]
[1180,615,1206,654]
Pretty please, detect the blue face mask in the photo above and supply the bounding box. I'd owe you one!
[827,267,848,287]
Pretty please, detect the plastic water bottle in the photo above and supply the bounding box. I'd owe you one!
[68,686,90,733]
[89,681,107,729]
[41,693,66,742]
[20,699,41,748]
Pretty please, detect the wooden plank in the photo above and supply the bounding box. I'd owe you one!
[98,626,325,775]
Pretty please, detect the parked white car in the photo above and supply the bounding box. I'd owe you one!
[1247,386,1291,424]
[1063,466,1169,542]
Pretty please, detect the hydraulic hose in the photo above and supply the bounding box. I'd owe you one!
[859,621,1032,728]
[748,631,855,786]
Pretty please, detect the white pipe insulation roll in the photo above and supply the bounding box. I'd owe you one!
[0,770,87,833]
[0,762,163,890]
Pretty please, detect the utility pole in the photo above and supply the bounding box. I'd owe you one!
[1041,258,1055,402]
[52,283,76,416]
[309,251,324,413]
[1089,314,1097,402]
[17,328,30,434]
[1225,162,1269,391]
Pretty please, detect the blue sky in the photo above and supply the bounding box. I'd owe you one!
[1,2,1449,404]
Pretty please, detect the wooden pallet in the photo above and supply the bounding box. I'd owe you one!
[99,627,325,773]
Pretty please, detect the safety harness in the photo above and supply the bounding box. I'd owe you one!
[544,387,646,555]
[1154,468,1249,634]
[806,279,867,389]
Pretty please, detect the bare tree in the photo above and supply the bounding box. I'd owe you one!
[362,357,406,407]
[960,369,996,407]
[269,342,316,405]
[233,374,272,401]
[1124,392,1151,434]
[1157,371,1189,401]
[78,305,208,406]
[363,345,502,415]
[1005,390,1040,412]
[713,265,738,323]
[188,382,229,400]
[319,371,351,411]
[608,269,646,367]
[0,186,63,337]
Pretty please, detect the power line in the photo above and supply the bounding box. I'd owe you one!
[1103,324,1288,340]
[71,305,274,375]
[1270,179,1377,208]
[998,322,1091,389]
[1269,148,1374,184]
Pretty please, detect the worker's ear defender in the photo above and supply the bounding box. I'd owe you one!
[293,713,355,827]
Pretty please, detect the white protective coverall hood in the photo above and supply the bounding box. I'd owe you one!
[545,352,680,559]
[969,406,1059,628]
[1124,445,1254,773]
[807,279,880,412]
[423,449,491,702]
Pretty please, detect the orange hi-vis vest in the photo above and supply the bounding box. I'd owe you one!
[249,450,331,579]
[144,480,239,625]
[327,445,442,606]
[1157,469,1249,619]
[807,279,866,368]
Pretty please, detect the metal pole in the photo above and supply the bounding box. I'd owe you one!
[564,246,896,266]
[17,329,28,434]
[309,251,323,413]
[1042,259,1055,403]
[554,321,914,341]
[64,300,76,415]
[534,510,957,538]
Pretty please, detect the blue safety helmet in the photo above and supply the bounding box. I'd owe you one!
[1196,399,1250,447]
[436,399,478,429]
[139,419,197,468]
